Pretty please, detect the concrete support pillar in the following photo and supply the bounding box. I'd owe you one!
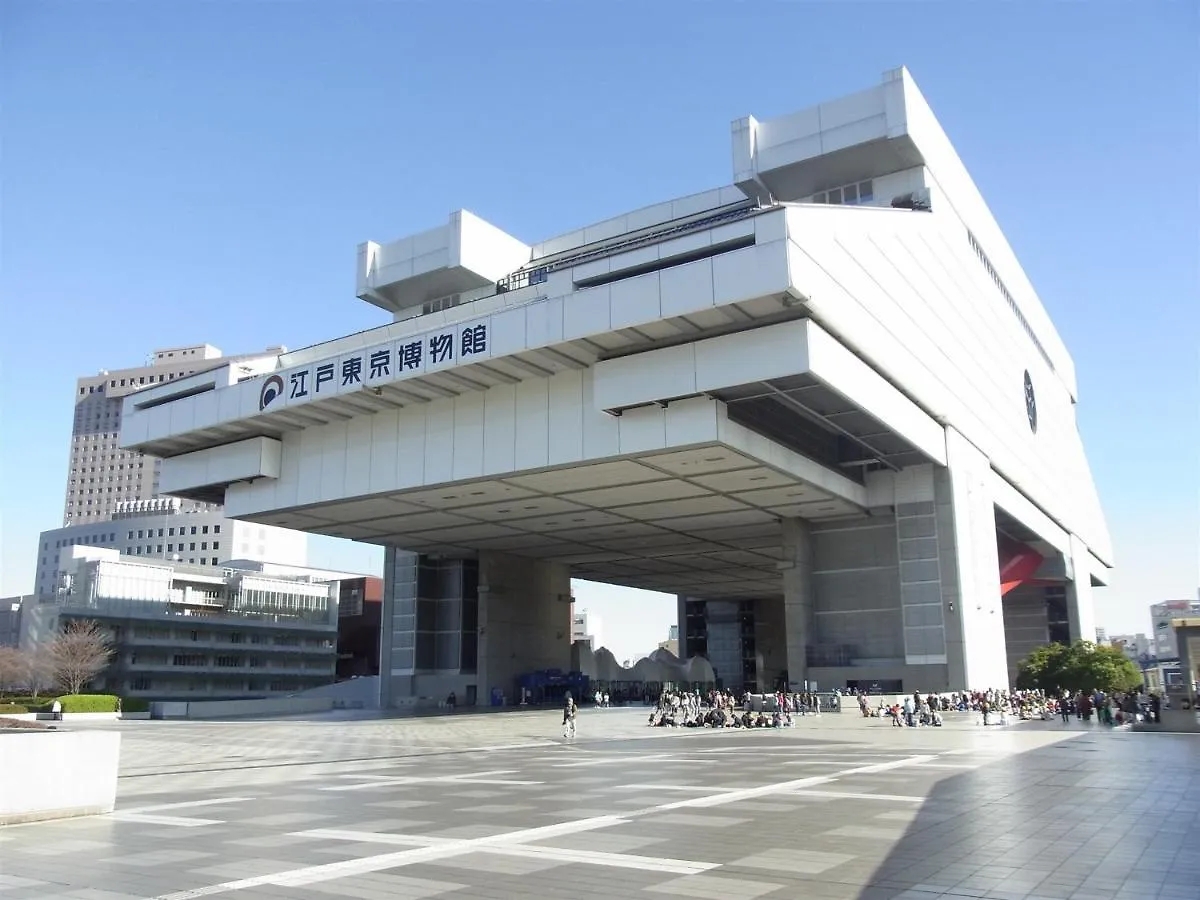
[1065,534,1097,643]
[780,517,814,690]
[1172,626,1200,697]
[477,552,572,704]
[941,428,1008,691]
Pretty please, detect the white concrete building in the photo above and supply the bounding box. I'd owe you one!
[21,546,338,701]
[65,343,281,525]
[118,68,1111,702]
[34,498,307,598]
[570,608,602,650]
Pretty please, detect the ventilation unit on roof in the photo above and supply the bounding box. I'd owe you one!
[890,188,932,211]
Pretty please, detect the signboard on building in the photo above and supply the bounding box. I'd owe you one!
[259,320,491,414]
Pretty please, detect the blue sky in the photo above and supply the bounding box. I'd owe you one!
[1,2,1196,661]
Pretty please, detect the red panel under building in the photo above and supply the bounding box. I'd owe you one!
[997,535,1043,596]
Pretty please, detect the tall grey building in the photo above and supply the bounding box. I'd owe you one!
[64,343,282,525]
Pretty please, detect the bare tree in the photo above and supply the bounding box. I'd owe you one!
[0,646,53,699]
[0,646,21,696]
[48,620,113,696]
[22,647,55,699]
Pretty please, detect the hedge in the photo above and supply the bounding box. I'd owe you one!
[57,694,121,713]
[2,697,49,712]
[0,703,29,714]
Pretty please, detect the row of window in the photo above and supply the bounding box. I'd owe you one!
[79,369,198,395]
[126,541,219,554]
[128,678,305,692]
[127,524,220,539]
[967,230,1056,373]
[810,179,875,206]
[47,532,116,551]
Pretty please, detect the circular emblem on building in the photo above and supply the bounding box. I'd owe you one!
[1027,367,1036,434]
[260,374,285,411]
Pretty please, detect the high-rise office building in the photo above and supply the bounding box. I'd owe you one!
[64,343,282,525]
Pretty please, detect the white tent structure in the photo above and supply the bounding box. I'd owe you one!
[573,643,715,685]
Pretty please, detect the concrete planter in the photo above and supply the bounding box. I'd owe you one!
[0,730,121,824]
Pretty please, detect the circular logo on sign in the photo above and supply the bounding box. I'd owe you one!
[1027,369,1036,434]
[260,374,285,411]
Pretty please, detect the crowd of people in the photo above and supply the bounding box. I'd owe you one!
[645,688,841,728]
[854,687,1163,727]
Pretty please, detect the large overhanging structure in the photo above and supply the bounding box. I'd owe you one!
[120,67,1112,703]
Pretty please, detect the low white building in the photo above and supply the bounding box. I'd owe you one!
[21,546,339,701]
[571,608,603,650]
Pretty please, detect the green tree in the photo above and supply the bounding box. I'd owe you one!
[1016,640,1143,694]
[1014,642,1070,693]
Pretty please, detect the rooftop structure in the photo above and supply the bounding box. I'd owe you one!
[21,546,339,700]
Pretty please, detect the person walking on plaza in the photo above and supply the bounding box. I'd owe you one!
[562,691,577,739]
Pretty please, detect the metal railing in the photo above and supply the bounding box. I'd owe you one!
[496,202,763,293]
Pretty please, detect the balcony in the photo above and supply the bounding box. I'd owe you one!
[357,211,531,316]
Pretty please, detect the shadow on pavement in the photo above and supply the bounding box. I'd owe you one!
[849,730,1200,900]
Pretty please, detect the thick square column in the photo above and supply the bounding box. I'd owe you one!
[780,517,815,689]
[1065,534,1098,643]
[477,552,573,704]
[940,428,1008,690]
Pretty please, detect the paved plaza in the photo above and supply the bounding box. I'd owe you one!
[1,709,1198,900]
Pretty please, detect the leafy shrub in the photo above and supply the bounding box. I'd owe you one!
[0,703,29,714]
[57,693,120,713]
[3,697,49,712]
[120,697,150,713]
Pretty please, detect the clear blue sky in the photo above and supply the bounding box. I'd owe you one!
[2,2,1196,658]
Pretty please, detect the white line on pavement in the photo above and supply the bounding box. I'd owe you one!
[114,798,256,814]
[320,769,543,791]
[551,753,678,768]
[296,828,716,875]
[153,753,941,898]
[788,789,926,802]
[156,816,628,898]
[106,797,255,828]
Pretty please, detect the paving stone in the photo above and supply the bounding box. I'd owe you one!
[0,710,1193,900]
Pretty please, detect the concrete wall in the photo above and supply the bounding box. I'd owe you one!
[783,203,1110,566]
[809,517,902,662]
[1003,584,1050,686]
[0,731,120,824]
[808,663,949,694]
[754,596,787,690]
[155,696,334,719]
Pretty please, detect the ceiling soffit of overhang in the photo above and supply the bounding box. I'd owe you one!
[255,447,869,599]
